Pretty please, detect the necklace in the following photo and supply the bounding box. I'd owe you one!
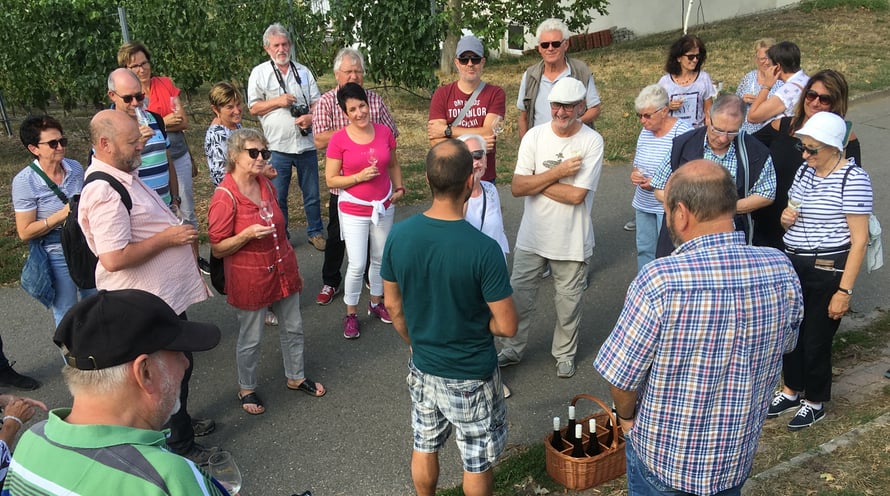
[819,153,844,178]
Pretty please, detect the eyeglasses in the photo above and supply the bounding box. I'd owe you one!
[339,69,364,76]
[113,91,146,104]
[636,106,666,120]
[755,55,771,63]
[457,56,483,65]
[805,90,834,106]
[683,53,701,61]
[795,142,826,155]
[128,61,151,71]
[246,148,272,160]
[37,137,69,149]
[550,102,580,112]
[709,126,739,138]
[539,41,563,49]
[470,150,485,160]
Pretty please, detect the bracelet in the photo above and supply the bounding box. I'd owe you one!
[2,415,23,428]
[395,187,406,194]
[616,411,635,421]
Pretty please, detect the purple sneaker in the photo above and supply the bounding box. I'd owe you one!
[368,302,392,324]
[343,314,360,339]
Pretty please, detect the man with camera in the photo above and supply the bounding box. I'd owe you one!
[248,22,325,250]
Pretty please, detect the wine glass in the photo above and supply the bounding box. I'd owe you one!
[134,106,150,126]
[492,115,505,136]
[788,197,803,211]
[259,200,274,226]
[367,148,378,167]
[170,96,181,114]
[207,451,242,495]
[169,203,186,225]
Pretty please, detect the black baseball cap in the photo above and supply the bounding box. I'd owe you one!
[54,289,221,370]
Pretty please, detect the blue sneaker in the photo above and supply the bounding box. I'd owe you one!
[787,403,825,431]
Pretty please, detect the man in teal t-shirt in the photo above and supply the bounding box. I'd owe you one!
[5,289,225,495]
[381,140,517,496]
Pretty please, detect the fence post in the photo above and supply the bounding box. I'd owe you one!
[118,6,130,43]
[0,90,12,136]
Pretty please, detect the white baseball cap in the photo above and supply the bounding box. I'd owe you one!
[548,78,586,104]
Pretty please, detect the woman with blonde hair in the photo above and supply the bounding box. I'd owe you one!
[736,38,784,133]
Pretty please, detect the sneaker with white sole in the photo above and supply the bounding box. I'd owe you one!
[623,220,636,231]
[316,285,340,305]
[497,350,520,368]
[767,391,800,418]
[343,314,360,339]
[787,402,825,431]
[368,303,392,323]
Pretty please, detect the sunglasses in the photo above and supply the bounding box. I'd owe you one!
[805,90,834,106]
[246,148,272,160]
[37,137,69,149]
[795,142,826,155]
[470,150,485,160]
[636,106,666,120]
[114,91,146,104]
[539,41,563,49]
[550,102,580,112]
[683,53,701,61]
[457,56,483,65]
[709,126,739,138]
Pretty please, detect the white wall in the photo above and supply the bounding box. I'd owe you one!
[513,0,799,50]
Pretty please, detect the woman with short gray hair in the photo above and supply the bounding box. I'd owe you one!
[630,84,691,271]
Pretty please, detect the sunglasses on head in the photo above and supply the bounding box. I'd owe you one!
[246,148,272,160]
[636,106,665,120]
[539,41,563,49]
[457,56,483,65]
[470,150,485,160]
[794,142,826,156]
[683,53,701,61]
[38,137,69,149]
[114,91,146,104]
[805,90,834,106]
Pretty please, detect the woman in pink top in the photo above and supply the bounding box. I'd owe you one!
[325,83,405,339]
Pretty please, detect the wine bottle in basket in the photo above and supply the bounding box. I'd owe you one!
[550,417,564,450]
[566,406,576,443]
[604,409,616,446]
[586,418,602,456]
[570,424,586,458]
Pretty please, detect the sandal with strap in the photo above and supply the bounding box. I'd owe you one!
[287,378,326,397]
[238,391,265,415]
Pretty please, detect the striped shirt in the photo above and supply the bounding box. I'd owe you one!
[651,137,777,201]
[139,110,173,204]
[736,69,784,134]
[11,158,83,219]
[595,231,803,495]
[5,409,225,495]
[631,119,692,213]
[784,159,872,250]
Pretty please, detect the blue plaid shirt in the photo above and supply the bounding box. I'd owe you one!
[595,231,802,495]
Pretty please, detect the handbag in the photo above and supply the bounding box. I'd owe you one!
[210,187,236,295]
[867,213,883,273]
[20,239,54,308]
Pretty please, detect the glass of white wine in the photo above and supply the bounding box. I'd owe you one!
[208,451,242,495]
[787,197,803,211]
[492,115,505,136]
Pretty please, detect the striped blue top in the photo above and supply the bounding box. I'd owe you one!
[139,111,172,204]
[784,159,872,250]
[632,119,692,213]
[595,231,803,495]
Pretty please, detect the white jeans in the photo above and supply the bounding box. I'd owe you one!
[340,206,394,306]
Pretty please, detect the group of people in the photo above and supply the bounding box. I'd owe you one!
[4,16,879,496]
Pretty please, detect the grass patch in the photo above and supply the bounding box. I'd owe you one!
[3,5,890,285]
[800,0,889,12]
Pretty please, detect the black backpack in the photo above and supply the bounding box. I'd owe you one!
[62,172,132,289]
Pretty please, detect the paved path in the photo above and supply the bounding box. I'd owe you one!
[1,95,888,495]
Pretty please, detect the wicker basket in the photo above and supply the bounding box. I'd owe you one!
[544,393,627,490]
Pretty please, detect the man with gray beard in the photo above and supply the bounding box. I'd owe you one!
[5,289,226,495]
[77,110,215,464]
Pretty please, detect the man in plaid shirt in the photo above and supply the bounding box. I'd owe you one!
[595,160,803,495]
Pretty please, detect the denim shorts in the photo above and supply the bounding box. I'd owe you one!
[406,359,507,473]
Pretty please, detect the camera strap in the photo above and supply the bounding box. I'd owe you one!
[271,60,310,107]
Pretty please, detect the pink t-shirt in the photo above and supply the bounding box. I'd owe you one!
[327,123,397,217]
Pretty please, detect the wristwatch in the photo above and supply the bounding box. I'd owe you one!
[837,287,853,295]
[172,196,182,204]
[444,124,452,138]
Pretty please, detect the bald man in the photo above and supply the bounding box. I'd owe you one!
[595,160,803,496]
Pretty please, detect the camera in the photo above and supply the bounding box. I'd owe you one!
[290,103,311,136]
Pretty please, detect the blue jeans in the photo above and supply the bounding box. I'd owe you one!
[270,150,323,238]
[635,209,663,273]
[625,432,744,496]
[47,244,96,328]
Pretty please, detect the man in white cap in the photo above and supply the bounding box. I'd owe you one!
[428,35,505,183]
[497,77,603,378]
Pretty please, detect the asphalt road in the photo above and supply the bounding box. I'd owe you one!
[2,95,888,495]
